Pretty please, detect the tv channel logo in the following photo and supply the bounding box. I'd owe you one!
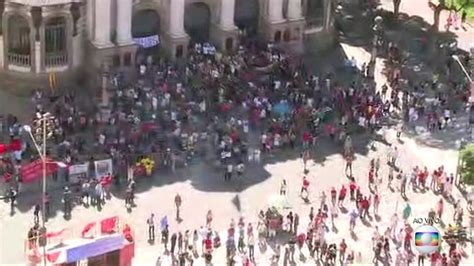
[414,225,440,254]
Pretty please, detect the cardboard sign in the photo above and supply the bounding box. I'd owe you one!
[68,163,89,183]
[94,159,113,179]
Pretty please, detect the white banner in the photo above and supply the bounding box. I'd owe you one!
[69,163,88,176]
[134,35,160,48]
[69,163,89,183]
[94,159,113,179]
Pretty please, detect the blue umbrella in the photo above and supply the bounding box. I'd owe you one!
[273,102,290,116]
[160,215,168,230]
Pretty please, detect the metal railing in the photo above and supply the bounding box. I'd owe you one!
[45,53,68,67]
[7,53,31,67]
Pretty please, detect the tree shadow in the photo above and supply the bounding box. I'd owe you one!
[338,2,471,149]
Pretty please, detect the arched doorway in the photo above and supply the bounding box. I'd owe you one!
[305,0,324,27]
[44,17,68,67]
[234,0,259,36]
[274,31,282,43]
[132,9,161,63]
[7,14,31,67]
[184,3,211,43]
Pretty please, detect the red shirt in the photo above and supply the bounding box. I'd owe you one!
[303,133,311,142]
[303,179,310,188]
[204,239,212,250]
[340,187,347,197]
[349,182,357,191]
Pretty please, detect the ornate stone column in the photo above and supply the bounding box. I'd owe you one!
[219,0,236,30]
[86,0,94,38]
[93,0,112,47]
[116,0,133,45]
[169,0,186,37]
[268,0,285,23]
[287,0,303,21]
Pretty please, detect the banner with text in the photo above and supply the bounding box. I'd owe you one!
[94,159,113,179]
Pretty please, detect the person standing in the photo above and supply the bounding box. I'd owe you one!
[330,187,337,206]
[400,171,407,197]
[147,213,155,242]
[345,153,353,177]
[62,186,72,218]
[373,191,380,216]
[300,176,310,199]
[224,163,233,181]
[178,232,183,252]
[171,233,177,255]
[436,198,444,220]
[44,192,50,220]
[236,161,245,177]
[339,239,347,263]
[175,193,182,220]
[33,204,40,224]
[293,214,299,235]
[338,185,347,207]
[247,231,255,261]
[206,210,213,227]
[309,207,315,222]
[9,187,17,215]
[280,179,287,195]
[320,191,327,208]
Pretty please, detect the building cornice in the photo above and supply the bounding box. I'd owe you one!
[7,0,83,7]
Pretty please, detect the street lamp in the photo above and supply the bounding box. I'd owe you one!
[452,55,474,102]
[23,112,55,266]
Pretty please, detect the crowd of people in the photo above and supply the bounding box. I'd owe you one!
[0,10,471,263]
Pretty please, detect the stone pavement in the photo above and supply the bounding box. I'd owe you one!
[380,0,474,51]
[1,112,472,265]
[1,1,474,263]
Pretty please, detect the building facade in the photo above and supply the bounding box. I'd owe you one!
[0,0,333,75]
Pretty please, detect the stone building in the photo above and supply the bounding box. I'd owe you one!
[0,0,333,76]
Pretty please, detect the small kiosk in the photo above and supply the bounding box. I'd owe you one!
[26,218,135,265]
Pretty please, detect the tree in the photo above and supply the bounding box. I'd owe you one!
[428,0,472,31]
[393,0,402,17]
[428,0,448,31]
[460,144,474,185]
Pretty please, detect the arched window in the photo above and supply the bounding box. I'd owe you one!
[184,3,211,42]
[45,17,68,67]
[7,14,31,67]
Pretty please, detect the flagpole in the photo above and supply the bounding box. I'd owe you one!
[42,115,47,266]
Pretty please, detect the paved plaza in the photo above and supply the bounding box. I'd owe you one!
[0,118,470,265]
[1,0,474,265]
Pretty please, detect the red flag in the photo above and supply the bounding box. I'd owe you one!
[81,222,96,238]
[0,143,7,154]
[46,229,66,238]
[46,251,61,263]
[20,158,59,183]
[100,216,118,234]
[9,139,21,151]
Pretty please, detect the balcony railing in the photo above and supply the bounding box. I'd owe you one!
[7,53,31,67]
[306,17,324,28]
[45,53,68,67]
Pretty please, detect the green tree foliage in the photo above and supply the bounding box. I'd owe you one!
[460,144,474,185]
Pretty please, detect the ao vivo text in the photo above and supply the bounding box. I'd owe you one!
[412,217,441,225]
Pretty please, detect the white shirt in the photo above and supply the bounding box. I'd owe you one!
[99,134,105,145]
[243,120,249,134]
[444,109,450,118]
[140,65,146,75]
